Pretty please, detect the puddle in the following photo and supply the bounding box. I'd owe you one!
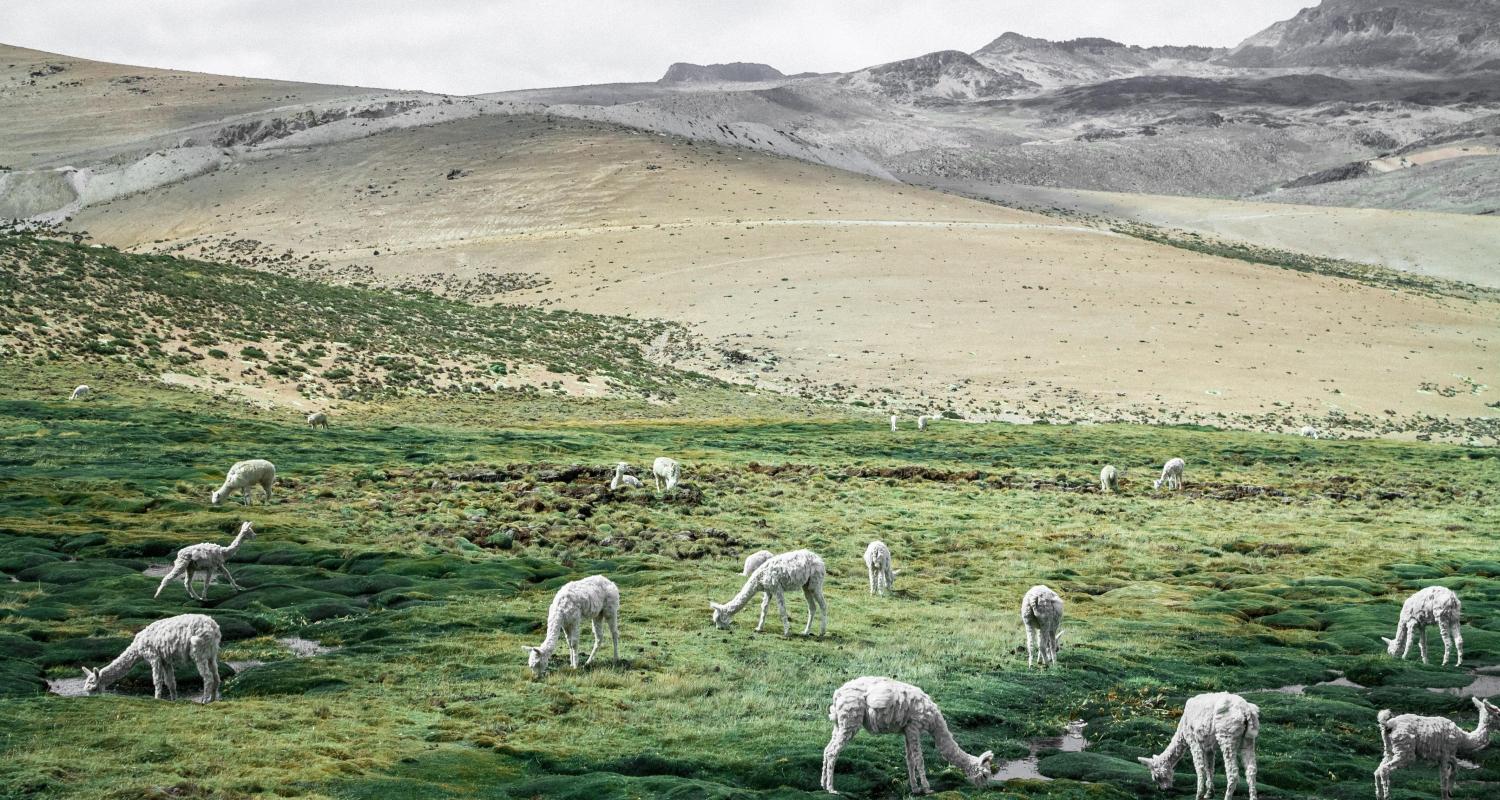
[1257,671,1366,695]
[1429,668,1500,698]
[992,720,1087,782]
[46,677,89,697]
[277,636,339,657]
[227,659,265,673]
[142,564,173,578]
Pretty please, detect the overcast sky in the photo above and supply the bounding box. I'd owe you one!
[1,1,1314,95]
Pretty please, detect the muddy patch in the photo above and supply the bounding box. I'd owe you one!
[1256,672,1365,695]
[1429,667,1500,698]
[142,563,173,578]
[46,676,90,697]
[227,659,266,674]
[277,636,339,657]
[994,720,1087,782]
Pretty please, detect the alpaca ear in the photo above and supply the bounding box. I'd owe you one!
[81,667,95,679]
[1380,636,1395,646]
[978,750,994,769]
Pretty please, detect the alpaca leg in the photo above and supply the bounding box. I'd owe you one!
[193,638,220,702]
[262,478,274,504]
[802,586,816,635]
[1240,733,1258,800]
[1374,748,1412,800]
[1418,625,1429,664]
[868,564,876,595]
[148,657,165,699]
[1217,735,1240,800]
[565,621,581,669]
[1400,622,1415,660]
[162,662,178,701]
[756,591,769,632]
[904,727,930,795]
[1025,623,1036,667]
[1186,740,1209,800]
[775,590,790,636]
[1438,621,1454,666]
[220,564,244,591]
[585,617,603,666]
[1440,756,1455,800]
[815,585,827,636]
[821,716,861,794]
[608,608,619,662]
[1453,621,1463,666]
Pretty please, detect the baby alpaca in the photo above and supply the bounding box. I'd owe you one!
[306,411,329,429]
[155,521,257,600]
[1021,584,1064,668]
[524,575,619,678]
[1383,585,1463,666]
[82,613,222,703]
[822,676,996,795]
[610,462,642,490]
[1139,692,1260,800]
[1375,697,1499,800]
[69,384,91,401]
[1100,464,1119,492]
[652,456,681,492]
[210,459,276,505]
[712,549,827,636]
[864,540,895,595]
[890,414,898,432]
[1153,457,1186,491]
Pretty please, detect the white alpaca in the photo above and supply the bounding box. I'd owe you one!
[610,462,642,490]
[652,456,681,492]
[155,522,257,600]
[306,411,329,429]
[1299,425,1318,439]
[1153,457,1186,491]
[81,613,222,703]
[864,540,895,596]
[524,575,619,678]
[1100,464,1119,492]
[1375,697,1499,800]
[822,676,997,795]
[1021,584,1064,668]
[742,550,774,576]
[711,549,827,636]
[917,415,930,431]
[210,459,276,505]
[890,414,899,432]
[69,384,91,401]
[1139,692,1260,800]
[1382,585,1463,666]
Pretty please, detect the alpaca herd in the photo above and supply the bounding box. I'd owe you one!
[56,387,1490,797]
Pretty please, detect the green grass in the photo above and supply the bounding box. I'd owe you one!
[1,364,1498,800]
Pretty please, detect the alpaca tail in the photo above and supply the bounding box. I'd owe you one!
[154,559,188,598]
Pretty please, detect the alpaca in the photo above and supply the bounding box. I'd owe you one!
[1100,464,1119,492]
[711,549,827,636]
[653,456,681,492]
[306,411,329,429]
[917,415,930,431]
[610,462,642,490]
[82,613,222,703]
[1139,692,1260,800]
[210,459,276,505]
[1021,584,1064,668]
[742,550,774,576]
[524,575,619,678]
[1153,457,1186,491]
[1383,585,1463,666]
[1375,698,1499,800]
[69,384,91,401]
[1299,425,1318,439]
[822,676,997,795]
[890,414,899,432]
[154,521,257,600]
[864,540,895,596]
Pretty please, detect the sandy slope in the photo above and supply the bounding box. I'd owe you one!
[65,111,1498,436]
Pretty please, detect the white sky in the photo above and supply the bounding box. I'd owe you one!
[0,1,1315,95]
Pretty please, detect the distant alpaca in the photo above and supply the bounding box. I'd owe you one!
[210,459,276,505]
[822,676,997,795]
[864,540,895,596]
[1375,697,1499,800]
[610,462,642,490]
[1021,584,1064,668]
[1153,457,1185,491]
[155,521,257,600]
[69,384,91,401]
[917,415,930,431]
[1383,585,1463,666]
[1100,464,1119,492]
[524,575,619,678]
[742,550,774,576]
[1299,425,1318,439]
[82,613,222,703]
[890,414,899,432]
[306,411,329,429]
[712,549,827,636]
[652,456,681,492]
[1139,692,1260,800]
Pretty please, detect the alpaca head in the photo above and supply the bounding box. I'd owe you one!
[1474,696,1500,718]
[81,666,102,694]
[524,646,551,678]
[210,487,227,505]
[238,521,257,540]
[1152,478,1163,490]
[1380,636,1401,657]
[966,751,995,786]
[710,602,733,629]
[1138,754,1174,789]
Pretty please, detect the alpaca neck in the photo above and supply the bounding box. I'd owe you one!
[610,469,623,490]
[223,530,249,558]
[96,645,143,688]
[721,574,764,615]
[1459,706,1495,753]
[536,609,565,656]
[926,708,982,775]
[1154,727,1190,771]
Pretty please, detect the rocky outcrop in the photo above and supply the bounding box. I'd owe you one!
[1222,0,1500,72]
[840,50,1037,103]
[659,62,785,83]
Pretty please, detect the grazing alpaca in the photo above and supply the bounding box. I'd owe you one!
[306,411,329,429]
[1375,698,1499,800]
[864,540,895,596]
[1139,692,1260,800]
[822,676,997,795]
[524,575,619,678]
[1021,584,1064,668]
[82,614,222,703]
[890,414,899,432]
[1299,425,1318,439]
[652,456,681,492]
[69,384,91,401]
[210,459,276,505]
[609,462,642,490]
[1100,464,1119,492]
[155,521,257,600]
[1383,585,1463,666]
[1153,457,1186,491]
[917,415,930,431]
[712,549,827,636]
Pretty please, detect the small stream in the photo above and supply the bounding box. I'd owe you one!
[1428,666,1500,699]
[992,720,1087,782]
